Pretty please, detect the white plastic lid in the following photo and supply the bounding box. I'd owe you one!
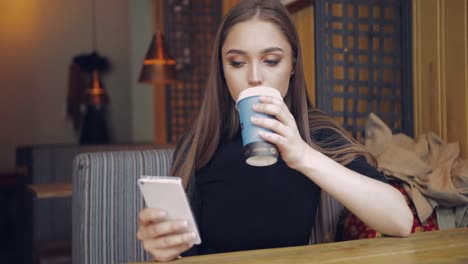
[236,86,282,107]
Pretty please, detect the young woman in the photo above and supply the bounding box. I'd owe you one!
[137,0,413,261]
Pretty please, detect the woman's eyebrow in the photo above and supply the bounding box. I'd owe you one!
[260,47,284,54]
[225,47,284,55]
[225,49,246,55]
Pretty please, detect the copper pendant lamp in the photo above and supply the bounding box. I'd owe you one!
[138,0,176,84]
[138,31,176,83]
[86,70,109,106]
[82,0,110,106]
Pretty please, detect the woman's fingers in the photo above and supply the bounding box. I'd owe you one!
[258,130,288,148]
[137,208,196,262]
[137,219,189,241]
[251,116,288,137]
[258,95,284,106]
[143,231,196,250]
[250,113,289,148]
[149,242,194,262]
[252,96,295,127]
[249,95,309,168]
[139,208,167,226]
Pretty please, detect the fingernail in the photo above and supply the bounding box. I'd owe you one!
[251,116,258,123]
[189,232,196,239]
[178,221,188,228]
[153,211,166,218]
[252,104,259,110]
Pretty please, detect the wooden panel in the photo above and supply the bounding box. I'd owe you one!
[412,0,445,138]
[28,183,72,199]
[413,0,468,158]
[443,0,468,158]
[292,6,316,104]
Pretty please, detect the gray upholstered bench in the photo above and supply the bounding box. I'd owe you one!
[72,148,342,264]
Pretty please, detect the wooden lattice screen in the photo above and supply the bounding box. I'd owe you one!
[164,0,221,143]
[315,0,413,141]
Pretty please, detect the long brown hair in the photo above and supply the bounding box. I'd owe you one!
[170,0,375,189]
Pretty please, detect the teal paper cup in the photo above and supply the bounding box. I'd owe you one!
[236,86,283,166]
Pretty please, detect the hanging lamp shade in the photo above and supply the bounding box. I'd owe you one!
[85,70,109,105]
[139,31,176,83]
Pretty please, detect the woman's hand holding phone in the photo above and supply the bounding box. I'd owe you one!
[137,207,197,262]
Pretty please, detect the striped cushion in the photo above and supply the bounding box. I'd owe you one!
[72,149,174,264]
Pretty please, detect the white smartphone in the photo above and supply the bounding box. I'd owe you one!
[137,176,201,244]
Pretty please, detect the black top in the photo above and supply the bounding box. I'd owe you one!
[184,130,387,256]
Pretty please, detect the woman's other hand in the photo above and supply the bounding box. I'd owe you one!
[137,208,196,262]
[251,95,313,170]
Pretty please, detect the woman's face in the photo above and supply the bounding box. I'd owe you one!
[221,19,293,102]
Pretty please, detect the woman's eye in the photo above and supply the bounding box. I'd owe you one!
[229,61,245,67]
[264,59,279,66]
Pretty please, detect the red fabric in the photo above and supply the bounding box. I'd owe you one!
[341,180,439,241]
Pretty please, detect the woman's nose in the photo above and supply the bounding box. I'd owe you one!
[248,64,263,86]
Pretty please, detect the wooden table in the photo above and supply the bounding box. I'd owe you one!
[27,183,72,199]
[132,228,468,264]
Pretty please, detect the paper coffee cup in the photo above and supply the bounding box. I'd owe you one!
[236,86,283,166]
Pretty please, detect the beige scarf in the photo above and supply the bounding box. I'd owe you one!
[364,113,468,227]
